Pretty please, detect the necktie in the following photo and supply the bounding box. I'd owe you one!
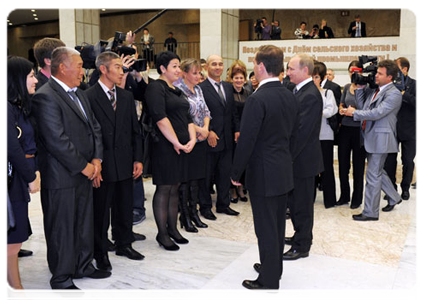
[215,82,226,106]
[68,90,87,120]
[293,87,298,95]
[357,23,361,37]
[362,88,380,131]
[108,89,116,111]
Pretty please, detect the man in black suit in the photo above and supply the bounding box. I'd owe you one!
[33,37,66,90]
[85,52,144,272]
[198,54,240,220]
[284,53,324,260]
[384,57,416,200]
[32,47,109,289]
[348,15,366,37]
[231,45,298,289]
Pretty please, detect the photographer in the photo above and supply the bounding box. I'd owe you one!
[270,20,281,40]
[344,60,402,221]
[254,17,271,40]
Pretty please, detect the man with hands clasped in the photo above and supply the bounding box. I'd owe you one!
[343,60,402,221]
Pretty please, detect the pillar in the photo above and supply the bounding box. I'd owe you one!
[59,9,100,48]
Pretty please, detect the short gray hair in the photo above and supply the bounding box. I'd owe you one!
[95,51,120,70]
[51,47,81,76]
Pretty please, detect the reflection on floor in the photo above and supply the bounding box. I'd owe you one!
[8,176,418,299]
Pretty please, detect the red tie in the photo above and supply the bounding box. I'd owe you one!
[362,88,380,131]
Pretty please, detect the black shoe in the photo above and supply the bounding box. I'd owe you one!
[285,236,293,245]
[107,239,116,252]
[253,263,261,273]
[382,199,402,212]
[133,232,146,241]
[156,235,179,251]
[335,199,349,206]
[86,269,112,279]
[133,211,146,225]
[352,213,378,221]
[168,232,189,244]
[242,279,268,289]
[412,182,416,189]
[53,285,85,299]
[401,191,410,200]
[216,207,239,216]
[189,210,208,228]
[179,215,198,233]
[230,196,239,203]
[116,246,145,260]
[18,249,33,258]
[283,248,309,260]
[95,254,112,272]
[350,203,361,209]
[239,196,248,202]
[201,209,217,220]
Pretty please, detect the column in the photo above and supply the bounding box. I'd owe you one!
[399,9,416,78]
[59,9,100,48]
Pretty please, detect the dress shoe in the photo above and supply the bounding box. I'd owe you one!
[285,236,293,245]
[283,248,309,260]
[216,207,240,216]
[107,239,116,252]
[239,195,248,202]
[201,209,217,220]
[168,232,189,244]
[352,213,378,221]
[156,235,179,251]
[95,254,112,272]
[335,199,349,206]
[253,263,261,273]
[18,249,33,257]
[133,211,146,225]
[242,279,268,289]
[230,196,239,203]
[401,190,410,200]
[412,182,416,189]
[53,285,85,299]
[382,199,402,212]
[350,203,361,209]
[133,232,146,241]
[86,269,112,279]
[116,245,145,260]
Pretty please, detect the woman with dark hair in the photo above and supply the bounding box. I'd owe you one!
[7,56,40,288]
[336,60,367,209]
[312,62,338,208]
[145,51,196,250]
[174,58,210,232]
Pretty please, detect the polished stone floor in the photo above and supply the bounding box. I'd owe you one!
[6,173,419,299]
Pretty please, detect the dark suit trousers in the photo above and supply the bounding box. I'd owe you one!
[93,177,134,257]
[250,193,287,289]
[199,148,232,212]
[288,176,315,252]
[40,180,96,289]
[384,138,416,192]
[320,140,337,208]
[337,125,366,206]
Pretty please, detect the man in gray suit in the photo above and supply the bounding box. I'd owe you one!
[345,60,402,221]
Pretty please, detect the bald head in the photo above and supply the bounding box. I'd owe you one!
[206,54,224,81]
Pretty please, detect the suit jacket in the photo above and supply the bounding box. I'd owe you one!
[348,21,366,37]
[35,71,49,91]
[323,80,342,105]
[291,80,324,178]
[199,78,240,152]
[396,76,416,140]
[85,83,143,182]
[32,78,103,189]
[353,83,402,154]
[231,81,298,197]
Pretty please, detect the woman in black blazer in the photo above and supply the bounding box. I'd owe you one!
[7,56,41,289]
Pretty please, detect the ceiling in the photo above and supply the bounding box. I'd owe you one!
[7,9,134,27]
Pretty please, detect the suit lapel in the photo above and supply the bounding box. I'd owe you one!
[204,79,226,108]
[94,83,116,125]
[114,88,126,133]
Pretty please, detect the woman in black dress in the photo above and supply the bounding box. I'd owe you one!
[145,51,196,250]
[7,56,40,289]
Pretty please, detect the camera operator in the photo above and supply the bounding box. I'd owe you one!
[254,17,271,40]
[270,20,282,40]
[344,60,402,221]
[384,57,416,201]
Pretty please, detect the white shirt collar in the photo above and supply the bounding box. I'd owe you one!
[98,79,116,99]
[256,77,280,91]
[379,82,393,92]
[321,78,328,88]
[51,75,75,93]
[295,77,313,92]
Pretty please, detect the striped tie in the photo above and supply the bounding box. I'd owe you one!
[108,89,116,111]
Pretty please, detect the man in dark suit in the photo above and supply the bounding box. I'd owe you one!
[85,52,144,272]
[33,37,66,90]
[231,45,298,289]
[198,54,240,220]
[348,15,366,37]
[32,47,109,289]
[284,53,324,260]
[384,57,416,201]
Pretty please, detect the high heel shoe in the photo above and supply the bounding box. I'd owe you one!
[156,235,179,251]
[189,210,208,228]
[230,196,239,203]
[180,215,198,233]
[168,232,189,244]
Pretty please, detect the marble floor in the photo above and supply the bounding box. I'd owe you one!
[6,175,420,299]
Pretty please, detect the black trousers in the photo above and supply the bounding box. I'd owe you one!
[93,177,134,257]
[337,125,366,206]
[199,148,232,212]
[288,176,315,252]
[41,180,96,289]
[320,140,337,208]
[384,138,416,192]
[250,193,287,289]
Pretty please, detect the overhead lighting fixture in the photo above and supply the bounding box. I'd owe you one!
[34,18,38,20]
[102,9,106,11]
[9,22,13,26]
[31,9,36,12]
[33,14,37,17]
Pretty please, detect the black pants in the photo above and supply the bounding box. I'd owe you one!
[384,138,416,192]
[337,125,366,206]
[41,180,96,289]
[320,140,336,208]
[250,193,287,289]
[93,177,134,257]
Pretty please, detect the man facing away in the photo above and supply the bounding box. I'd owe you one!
[231,45,298,289]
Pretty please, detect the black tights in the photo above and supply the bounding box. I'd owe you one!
[153,184,184,246]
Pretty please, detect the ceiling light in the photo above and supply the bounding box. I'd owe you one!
[33,14,37,17]
[9,22,13,26]
[102,9,106,11]
[34,18,38,20]
[31,9,36,12]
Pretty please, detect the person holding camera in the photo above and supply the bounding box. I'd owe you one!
[345,60,402,221]
[294,22,311,39]
[254,17,271,40]
[270,20,282,40]
[318,19,334,39]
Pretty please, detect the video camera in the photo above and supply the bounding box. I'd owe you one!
[351,55,378,89]
[255,19,263,33]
